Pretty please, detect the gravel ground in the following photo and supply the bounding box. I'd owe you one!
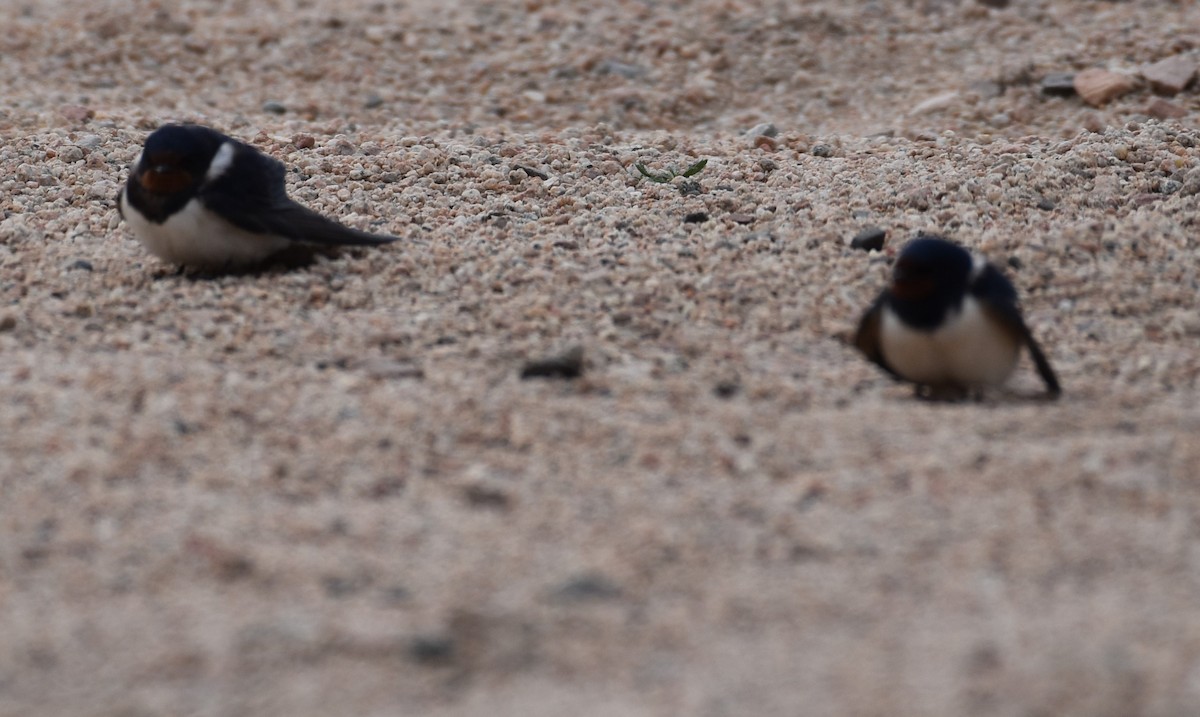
[2,1,1200,715]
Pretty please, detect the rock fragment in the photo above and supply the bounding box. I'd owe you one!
[59,105,94,123]
[909,91,959,115]
[1145,98,1187,120]
[551,573,622,603]
[1073,69,1137,107]
[850,227,886,252]
[1040,72,1077,97]
[745,122,778,139]
[1141,55,1197,96]
[359,358,424,380]
[520,345,584,380]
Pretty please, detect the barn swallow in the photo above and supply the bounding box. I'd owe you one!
[117,124,397,271]
[854,236,1060,399]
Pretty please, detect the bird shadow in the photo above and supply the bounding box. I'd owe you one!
[909,383,1062,405]
[148,245,371,281]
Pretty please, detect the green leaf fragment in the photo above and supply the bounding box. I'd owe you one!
[635,163,672,183]
[681,158,708,177]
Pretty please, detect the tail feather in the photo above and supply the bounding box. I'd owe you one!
[270,202,398,247]
[1024,333,1061,398]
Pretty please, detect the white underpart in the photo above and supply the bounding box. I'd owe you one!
[880,296,1020,388]
[120,186,289,269]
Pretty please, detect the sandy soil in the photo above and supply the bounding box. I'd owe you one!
[2,0,1200,715]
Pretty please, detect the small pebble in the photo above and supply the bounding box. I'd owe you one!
[713,380,741,398]
[850,227,887,252]
[520,345,584,380]
[1073,68,1137,107]
[462,484,511,510]
[262,100,287,115]
[1040,72,1078,97]
[358,358,424,380]
[746,122,779,138]
[59,105,94,123]
[406,636,454,666]
[596,60,645,79]
[683,211,709,224]
[551,573,622,602]
[909,91,959,115]
[1141,55,1197,96]
[1145,98,1187,120]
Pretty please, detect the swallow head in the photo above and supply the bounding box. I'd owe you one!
[124,124,234,224]
[885,236,975,328]
[890,236,973,298]
[132,124,228,198]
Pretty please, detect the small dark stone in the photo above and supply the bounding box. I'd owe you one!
[683,211,709,224]
[407,636,455,665]
[513,164,550,180]
[850,227,887,252]
[463,484,511,510]
[381,585,411,604]
[1040,73,1077,97]
[713,380,740,398]
[1007,256,1024,271]
[1036,197,1056,211]
[262,100,287,114]
[363,93,385,109]
[795,484,826,511]
[322,575,366,598]
[552,573,622,603]
[520,345,584,380]
[728,213,755,225]
[975,0,1009,7]
[677,180,701,196]
[811,144,833,158]
[66,259,94,272]
[596,59,646,79]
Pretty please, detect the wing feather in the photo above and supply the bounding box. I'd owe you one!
[972,265,1061,397]
[199,141,397,246]
[855,295,902,380]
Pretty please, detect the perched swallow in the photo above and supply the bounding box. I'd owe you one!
[118,124,397,270]
[854,236,1060,399]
